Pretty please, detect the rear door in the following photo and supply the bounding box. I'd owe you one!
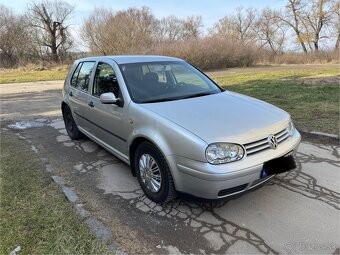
[87,61,129,156]
[68,61,96,131]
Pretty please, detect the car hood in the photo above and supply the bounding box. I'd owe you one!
[141,91,290,144]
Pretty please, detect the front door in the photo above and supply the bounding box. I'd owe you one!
[86,61,128,157]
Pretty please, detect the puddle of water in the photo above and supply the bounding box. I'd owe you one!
[8,120,44,130]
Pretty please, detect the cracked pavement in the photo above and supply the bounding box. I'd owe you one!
[1,81,339,254]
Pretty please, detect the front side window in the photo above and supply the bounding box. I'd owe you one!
[75,62,95,92]
[93,62,120,98]
[119,61,222,103]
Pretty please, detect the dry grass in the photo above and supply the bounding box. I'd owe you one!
[0,65,69,84]
[0,131,109,254]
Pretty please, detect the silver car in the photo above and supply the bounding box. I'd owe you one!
[62,55,301,203]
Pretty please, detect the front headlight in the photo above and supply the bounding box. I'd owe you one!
[288,120,295,136]
[206,143,245,164]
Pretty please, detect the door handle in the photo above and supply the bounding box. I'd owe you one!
[69,91,73,97]
[88,102,94,108]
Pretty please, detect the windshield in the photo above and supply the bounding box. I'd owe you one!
[119,61,222,103]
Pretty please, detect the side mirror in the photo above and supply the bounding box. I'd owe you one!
[100,92,118,104]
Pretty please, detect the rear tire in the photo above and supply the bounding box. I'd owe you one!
[134,142,176,203]
[62,105,83,140]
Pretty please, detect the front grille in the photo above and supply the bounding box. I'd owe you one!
[218,183,248,197]
[244,128,290,156]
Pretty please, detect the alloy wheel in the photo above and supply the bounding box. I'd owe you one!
[138,154,162,193]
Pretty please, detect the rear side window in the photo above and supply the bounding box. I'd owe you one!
[70,63,82,87]
[70,61,96,92]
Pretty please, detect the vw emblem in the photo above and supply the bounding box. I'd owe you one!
[267,135,278,149]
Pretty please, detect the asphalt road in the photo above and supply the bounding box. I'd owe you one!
[1,80,339,254]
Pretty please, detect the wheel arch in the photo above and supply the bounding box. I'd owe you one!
[129,135,172,177]
[61,101,68,113]
[129,137,155,176]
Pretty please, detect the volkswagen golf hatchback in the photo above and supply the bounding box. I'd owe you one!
[62,55,301,203]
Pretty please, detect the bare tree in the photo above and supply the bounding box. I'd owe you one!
[301,0,335,51]
[0,5,31,67]
[255,8,287,54]
[278,0,308,52]
[81,9,110,55]
[331,0,340,49]
[116,7,155,52]
[81,7,155,55]
[208,16,235,38]
[234,7,257,43]
[154,15,202,42]
[182,16,203,40]
[209,7,257,45]
[26,0,74,62]
[155,16,184,42]
[0,5,17,66]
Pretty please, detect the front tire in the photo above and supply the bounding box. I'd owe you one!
[134,142,176,203]
[62,105,83,140]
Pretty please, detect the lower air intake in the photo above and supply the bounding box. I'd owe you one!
[218,183,248,197]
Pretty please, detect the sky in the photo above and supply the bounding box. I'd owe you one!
[1,0,285,28]
[1,0,287,50]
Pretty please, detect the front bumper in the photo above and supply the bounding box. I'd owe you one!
[168,130,301,199]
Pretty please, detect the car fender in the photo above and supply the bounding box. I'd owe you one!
[127,103,208,162]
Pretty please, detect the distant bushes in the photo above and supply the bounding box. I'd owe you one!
[258,50,340,65]
[147,37,258,70]
[147,38,339,70]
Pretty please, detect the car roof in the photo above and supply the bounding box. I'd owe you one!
[76,55,184,64]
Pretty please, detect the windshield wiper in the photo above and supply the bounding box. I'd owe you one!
[142,97,181,103]
[141,91,219,103]
[180,91,218,99]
